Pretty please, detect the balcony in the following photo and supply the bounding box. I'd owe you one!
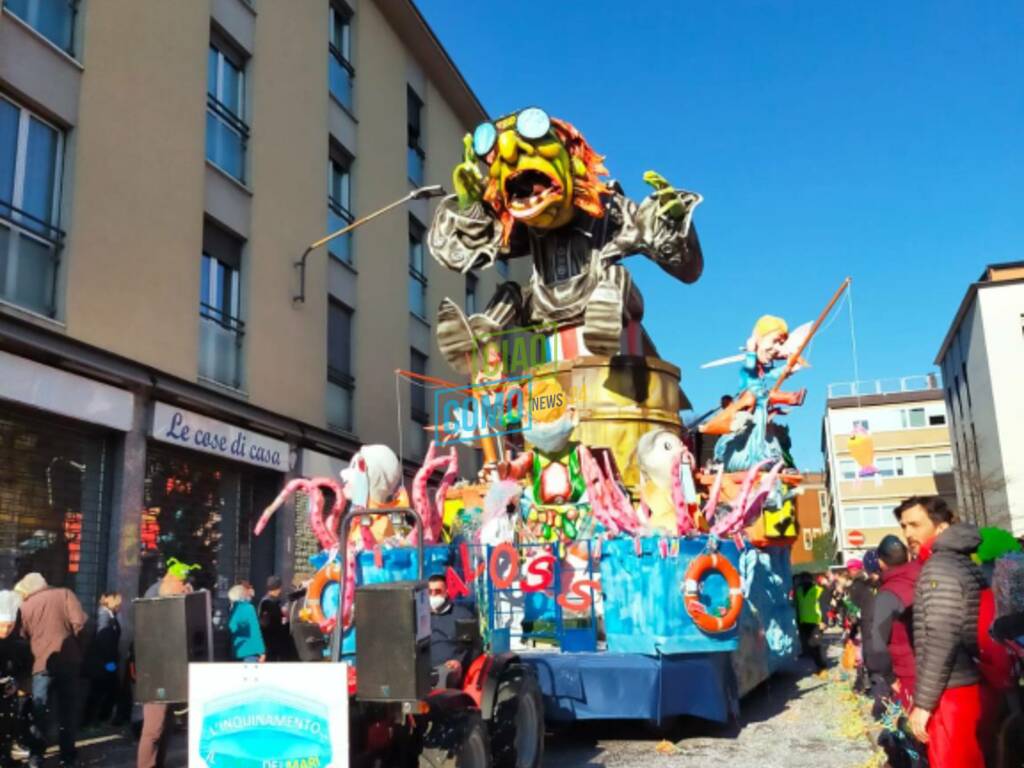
[199,303,244,390]
[828,374,941,399]
[326,372,354,433]
[407,145,424,186]
[0,205,62,317]
[4,0,77,55]
[329,46,353,111]
[327,199,353,265]
[206,95,248,183]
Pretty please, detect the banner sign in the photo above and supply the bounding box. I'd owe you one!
[188,662,349,768]
[151,402,288,471]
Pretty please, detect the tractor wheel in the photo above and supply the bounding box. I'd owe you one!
[490,664,544,768]
[419,710,491,768]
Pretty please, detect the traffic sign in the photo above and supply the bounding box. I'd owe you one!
[847,530,866,547]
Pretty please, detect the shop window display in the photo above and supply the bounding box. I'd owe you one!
[0,407,110,609]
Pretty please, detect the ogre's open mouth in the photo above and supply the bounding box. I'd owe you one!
[503,169,563,218]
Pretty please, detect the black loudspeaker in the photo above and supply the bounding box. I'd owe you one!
[355,581,430,702]
[133,591,212,703]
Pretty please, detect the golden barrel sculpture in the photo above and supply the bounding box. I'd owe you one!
[527,355,688,492]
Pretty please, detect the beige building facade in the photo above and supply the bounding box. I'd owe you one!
[822,375,956,563]
[0,0,517,622]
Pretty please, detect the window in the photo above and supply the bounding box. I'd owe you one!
[900,407,926,429]
[4,0,76,55]
[409,349,428,457]
[0,95,63,317]
[838,459,858,481]
[929,412,947,426]
[817,490,827,508]
[934,452,953,473]
[328,3,354,110]
[206,41,248,182]
[802,529,813,551]
[914,454,933,476]
[407,87,424,185]
[408,216,427,319]
[953,375,964,419]
[327,300,354,432]
[328,153,353,264]
[961,363,972,409]
[465,273,478,315]
[852,419,870,432]
[199,222,244,389]
[410,349,428,422]
[876,456,904,478]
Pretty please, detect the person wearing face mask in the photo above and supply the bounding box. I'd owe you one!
[427,575,476,688]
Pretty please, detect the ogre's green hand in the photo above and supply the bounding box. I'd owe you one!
[643,170,687,220]
[453,133,485,209]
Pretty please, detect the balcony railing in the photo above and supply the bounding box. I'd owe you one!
[327,199,353,264]
[329,46,354,111]
[0,204,63,317]
[199,303,245,390]
[828,373,941,399]
[206,95,249,182]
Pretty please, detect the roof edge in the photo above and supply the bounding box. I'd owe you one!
[935,274,1024,364]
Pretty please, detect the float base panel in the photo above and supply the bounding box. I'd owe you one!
[519,651,738,725]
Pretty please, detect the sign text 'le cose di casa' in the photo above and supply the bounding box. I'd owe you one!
[151,402,289,472]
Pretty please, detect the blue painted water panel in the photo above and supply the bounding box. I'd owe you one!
[600,536,742,654]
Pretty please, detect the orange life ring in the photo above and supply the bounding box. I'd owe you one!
[682,553,743,633]
[305,561,351,632]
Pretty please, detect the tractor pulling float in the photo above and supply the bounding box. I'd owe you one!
[236,107,852,767]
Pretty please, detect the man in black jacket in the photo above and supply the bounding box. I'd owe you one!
[897,496,984,768]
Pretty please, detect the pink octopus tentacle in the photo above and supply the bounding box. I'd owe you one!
[703,465,725,524]
[670,452,696,535]
[578,447,620,537]
[430,447,459,543]
[601,452,638,533]
[255,478,315,536]
[312,477,346,547]
[409,444,454,545]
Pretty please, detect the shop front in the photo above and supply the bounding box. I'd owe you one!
[0,349,134,610]
[142,403,291,602]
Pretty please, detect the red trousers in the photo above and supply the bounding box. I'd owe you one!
[927,684,984,768]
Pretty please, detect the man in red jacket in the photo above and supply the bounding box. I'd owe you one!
[864,534,921,708]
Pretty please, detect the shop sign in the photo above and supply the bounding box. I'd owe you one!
[0,350,133,431]
[151,402,288,471]
[188,662,349,768]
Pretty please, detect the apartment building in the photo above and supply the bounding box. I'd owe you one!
[790,472,829,569]
[0,0,520,616]
[935,262,1024,536]
[822,375,956,563]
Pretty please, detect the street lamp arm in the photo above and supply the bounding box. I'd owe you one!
[293,184,446,304]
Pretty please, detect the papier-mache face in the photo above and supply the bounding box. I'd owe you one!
[340,444,401,507]
[474,109,610,240]
[637,429,685,488]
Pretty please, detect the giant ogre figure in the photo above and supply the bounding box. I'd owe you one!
[427,107,704,371]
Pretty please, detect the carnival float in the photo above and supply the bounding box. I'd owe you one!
[257,107,852,726]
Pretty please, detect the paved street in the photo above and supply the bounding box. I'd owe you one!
[43,639,882,767]
[543,641,882,768]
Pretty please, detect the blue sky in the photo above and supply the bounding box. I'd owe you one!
[415,1,1024,469]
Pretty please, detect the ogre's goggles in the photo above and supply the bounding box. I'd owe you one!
[472,107,551,158]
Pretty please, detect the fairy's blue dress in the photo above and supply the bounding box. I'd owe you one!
[714,352,787,471]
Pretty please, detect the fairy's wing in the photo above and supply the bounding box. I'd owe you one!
[781,321,814,369]
[700,352,746,369]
